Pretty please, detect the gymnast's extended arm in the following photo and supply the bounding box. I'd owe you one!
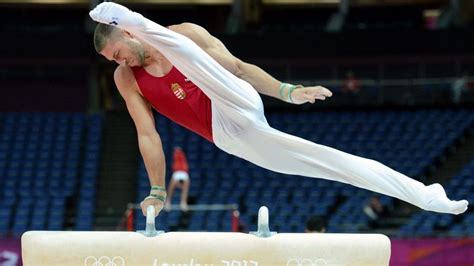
[168,23,333,105]
[114,65,166,217]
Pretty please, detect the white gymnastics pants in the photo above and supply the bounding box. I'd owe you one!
[90,3,468,214]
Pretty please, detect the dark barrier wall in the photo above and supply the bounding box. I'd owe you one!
[0,6,473,111]
[3,29,473,59]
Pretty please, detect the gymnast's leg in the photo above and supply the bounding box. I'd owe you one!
[220,121,468,215]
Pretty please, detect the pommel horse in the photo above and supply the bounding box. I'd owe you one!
[22,206,391,265]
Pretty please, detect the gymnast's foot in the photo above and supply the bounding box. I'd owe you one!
[89,2,143,30]
[423,183,468,215]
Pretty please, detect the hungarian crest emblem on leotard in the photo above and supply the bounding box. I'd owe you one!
[170,83,186,100]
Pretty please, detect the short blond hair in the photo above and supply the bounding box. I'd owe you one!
[93,23,119,53]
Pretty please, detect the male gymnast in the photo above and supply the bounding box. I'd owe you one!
[89,2,468,218]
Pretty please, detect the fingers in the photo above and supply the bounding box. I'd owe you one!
[142,203,163,217]
[292,85,333,104]
[141,204,156,217]
[140,201,147,216]
[306,95,316,103]
[304,91,327,103]
[140,201,153,216]
[313,86,332,97]
[321,86,333,97]
[315,96,326,100]
[154,204,161,217]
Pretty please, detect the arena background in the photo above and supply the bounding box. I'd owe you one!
[0,0,473,265]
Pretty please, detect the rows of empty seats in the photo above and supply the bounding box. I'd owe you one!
[0,112,103,236]
[1,109,470,235]
[135,109,473,234]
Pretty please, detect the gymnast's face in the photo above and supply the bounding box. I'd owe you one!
[101,31,146,67]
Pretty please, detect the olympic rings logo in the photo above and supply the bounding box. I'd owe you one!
[286,258,328,266]
[84,256,126,266]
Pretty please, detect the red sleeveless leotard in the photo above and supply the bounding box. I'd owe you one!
[132,66,213,142]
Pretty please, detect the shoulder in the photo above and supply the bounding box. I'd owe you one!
[114,65,134,81]
[170,23,218,53]
[168,22,202,34]
[114,65,135,87]
[114,65,138,96]
[168,23,213,47]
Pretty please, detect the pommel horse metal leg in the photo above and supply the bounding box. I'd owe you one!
[137,205,164,237]
[250,206,276,237]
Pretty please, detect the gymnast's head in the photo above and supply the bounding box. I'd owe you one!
[94,23,146,67]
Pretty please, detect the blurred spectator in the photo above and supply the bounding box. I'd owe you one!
[363,196,385,227]
[164,147,190,211]
[451,73,469,104]
[305,216,326,233]
[342,71,361,94]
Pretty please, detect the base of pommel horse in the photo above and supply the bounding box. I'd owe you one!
[21,207,391,265]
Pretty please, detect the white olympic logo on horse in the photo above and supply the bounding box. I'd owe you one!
[84,256,125,266]
[286,258,328,266]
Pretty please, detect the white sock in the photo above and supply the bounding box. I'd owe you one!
[423,183,469,215]
[89,2,143,29]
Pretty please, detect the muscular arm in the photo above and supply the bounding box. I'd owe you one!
[169,23,332,104]
[114,66,166,189]
[169,23,280,98]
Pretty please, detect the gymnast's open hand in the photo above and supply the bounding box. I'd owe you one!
[290,85,333,104]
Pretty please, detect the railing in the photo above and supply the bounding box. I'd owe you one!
[117,203,240,232]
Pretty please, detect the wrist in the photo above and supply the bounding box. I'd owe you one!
[150,185,166,193]
[149,185,167,200]
[279,82,294,102]
[279,82,288,100]
[288,85,304,103]
[279,82,303,103]
[144,194,166,202]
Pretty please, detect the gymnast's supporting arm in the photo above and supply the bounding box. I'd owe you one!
[114,66,166,217]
